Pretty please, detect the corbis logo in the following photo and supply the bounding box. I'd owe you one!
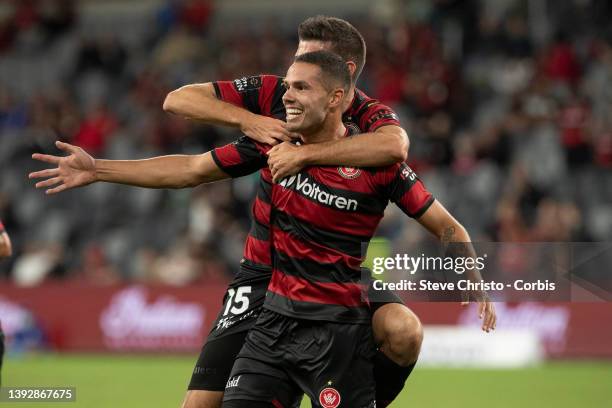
[338,166,362,179]
[319,387,341,408]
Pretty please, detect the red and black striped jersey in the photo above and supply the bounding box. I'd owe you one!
[0,220,4,233]
[213,75,401,275]
[211,136,433,323]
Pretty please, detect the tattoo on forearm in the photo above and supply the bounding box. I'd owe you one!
[442,226,455,244]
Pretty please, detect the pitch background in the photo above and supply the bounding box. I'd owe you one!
[3,354,611,407]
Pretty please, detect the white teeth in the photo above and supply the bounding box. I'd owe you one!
[286,108,303,115]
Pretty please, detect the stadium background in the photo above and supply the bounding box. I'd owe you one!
[0,0,610,407]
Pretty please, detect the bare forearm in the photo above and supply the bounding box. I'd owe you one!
[300,127,408,167]
[163,84,254,127]
[418,201,484,285]
[440,224,486,286]
[95,155,219,189]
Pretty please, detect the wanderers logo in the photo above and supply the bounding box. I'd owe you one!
[319,387,341,408]
[338,166,362,179]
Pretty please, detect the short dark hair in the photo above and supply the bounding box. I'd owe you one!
[294,51,351,93]
[298,16,366,82]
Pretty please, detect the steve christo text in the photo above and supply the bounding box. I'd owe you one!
[372,279,557,292]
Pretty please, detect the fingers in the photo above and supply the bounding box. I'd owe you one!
[55,141,78,153]
[29,168,59,179]
[31,153,61,165]
[267,145,279,156]
[271,133,292,143]
[263,136,280,146]
[269,160,281,183]
[46,184,69,195]
[478,301,486,319]
[487,303,497,331]
[35,177,62,189]
[268,161,287,183]
[481,302,496,333]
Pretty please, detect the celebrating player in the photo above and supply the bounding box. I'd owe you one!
[35,16,423,408]
[30,50,496,407]
[210,50,494,408]
[164,16,422,408]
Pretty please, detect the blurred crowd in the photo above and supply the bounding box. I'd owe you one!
[0,0,611,286]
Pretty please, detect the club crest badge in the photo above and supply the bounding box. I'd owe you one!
[338,166,362,179]
[319,387,341,408]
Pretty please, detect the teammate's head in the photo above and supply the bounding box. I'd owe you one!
[282,50,350,135]
[297,16,366,84]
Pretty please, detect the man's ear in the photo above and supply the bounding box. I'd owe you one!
[329,88,345,109]
[346,61,357,80]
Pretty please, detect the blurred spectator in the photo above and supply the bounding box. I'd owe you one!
[542,32,581,84]
[11,244,64,286]
[71,104,118,154]
[40,0,77,44]
[558,90,592,165]
[73,36,127,79]
[76,244,120,285]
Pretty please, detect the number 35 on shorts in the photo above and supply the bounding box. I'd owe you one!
[223,286,252,316]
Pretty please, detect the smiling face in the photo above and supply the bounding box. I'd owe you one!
[282,61,335,134]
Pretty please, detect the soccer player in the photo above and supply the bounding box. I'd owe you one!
[41,16,423,408]
[213,51,495,408]
[30,51,496,407]
[164,16,423,408]
[0,219,12,385]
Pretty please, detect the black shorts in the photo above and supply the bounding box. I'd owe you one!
[207,267,270,341]
[188,331,246,392]
[189,267,270,391]
[223,309,377,408]
[189,266,403,395]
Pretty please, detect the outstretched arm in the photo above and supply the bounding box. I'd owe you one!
[416,200,496,332]
[29,141,229,194]
[163,82,298,145]
[267,125,408,182]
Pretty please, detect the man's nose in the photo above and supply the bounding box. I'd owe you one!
[283,88,295,104]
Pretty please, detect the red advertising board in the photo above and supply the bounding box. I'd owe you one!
[0,283,611,358]
[0,283,227,351]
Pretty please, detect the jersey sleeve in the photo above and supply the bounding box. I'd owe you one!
[212,74,285,116]
[358,101,401,132]
[210,136,269,178]
[384,163,434,218]
[0,221,4,233]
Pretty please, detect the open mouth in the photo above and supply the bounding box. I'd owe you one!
[286,107,304,121]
